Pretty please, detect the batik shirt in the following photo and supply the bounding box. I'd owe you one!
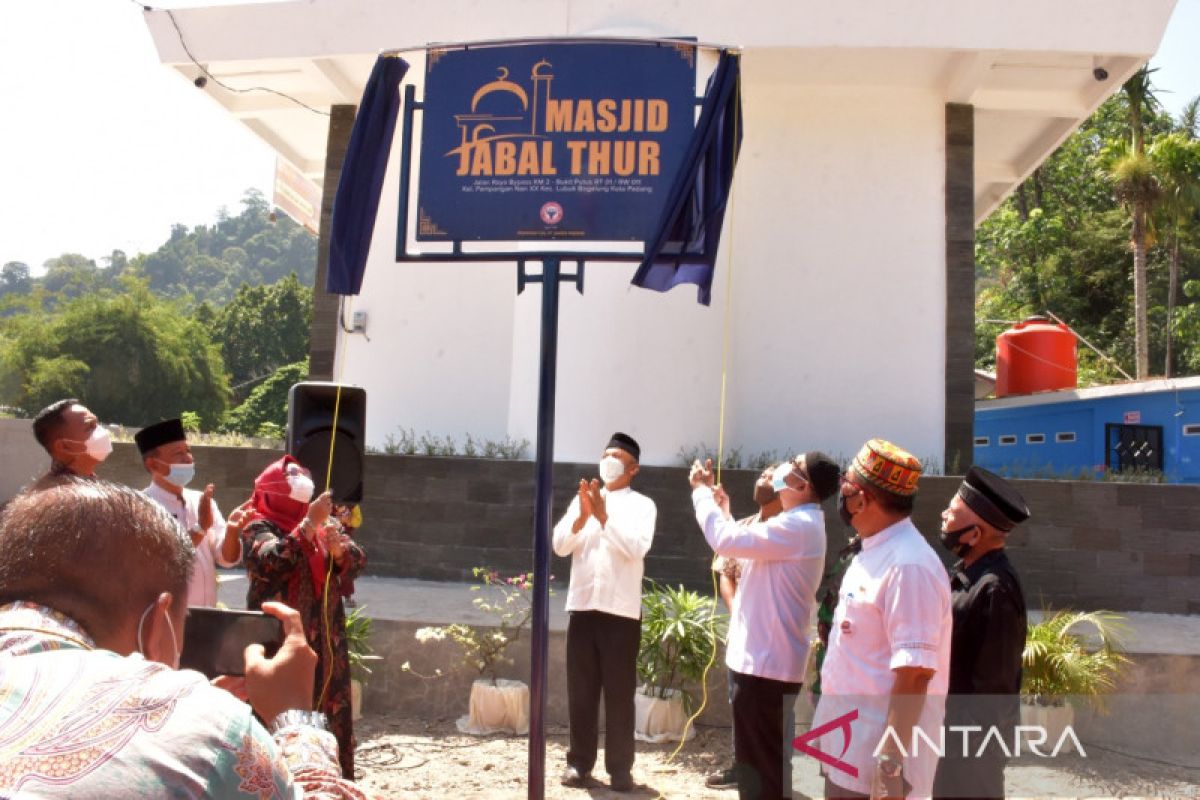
[0,602,370,799]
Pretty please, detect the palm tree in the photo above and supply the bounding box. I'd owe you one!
[1180,96,1199,140]
[1113,67,1161,379]
[1124,67,1159,153]
[1149,133,1200,376]
[1022,610,1129,704]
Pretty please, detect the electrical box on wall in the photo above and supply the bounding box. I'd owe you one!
[351,310,368,333]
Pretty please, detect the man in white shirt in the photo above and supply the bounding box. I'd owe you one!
[691,452,838,800]
[135,419,245,607]
[707,463,784,791]
[552,432,656,793]
[812,440,952,799]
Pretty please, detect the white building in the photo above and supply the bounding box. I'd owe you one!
[144,0,1177,468]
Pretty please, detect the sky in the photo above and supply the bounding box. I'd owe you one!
[0,0,1198,272]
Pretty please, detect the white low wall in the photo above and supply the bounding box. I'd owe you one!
[0,419,50,503]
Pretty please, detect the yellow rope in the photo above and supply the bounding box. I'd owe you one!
[316,297,348,711]
[661,57,742,780]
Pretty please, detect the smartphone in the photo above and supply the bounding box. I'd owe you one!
[180,607,284,679]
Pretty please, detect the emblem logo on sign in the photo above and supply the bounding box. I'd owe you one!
[540,201,564,225]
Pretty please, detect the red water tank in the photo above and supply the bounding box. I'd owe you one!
[995,317,1077,397]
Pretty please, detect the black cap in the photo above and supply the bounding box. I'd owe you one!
[957,466,1030,532]
[803,451,841,501]
[607,432,640,462]
[135,418,186,456]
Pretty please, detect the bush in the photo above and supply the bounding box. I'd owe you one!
[223,359,307,436]
[1022,609,1129,706]
[637,581,727,708]
[409,568,547,685]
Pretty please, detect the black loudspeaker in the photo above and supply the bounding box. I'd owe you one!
[287,382,367,503]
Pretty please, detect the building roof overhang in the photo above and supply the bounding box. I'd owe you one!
[142,0,1177,223]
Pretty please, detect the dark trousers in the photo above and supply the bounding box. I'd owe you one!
[727,669,738,764]
[565,610,640,779]
[730,670,801,800]
[932,751,1005,800]
[823,775,869,799]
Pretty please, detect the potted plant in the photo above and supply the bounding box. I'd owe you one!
[345,605,382,721]
[1021,609,1129,741]
[635,581,727,743]
[410,567,542,735]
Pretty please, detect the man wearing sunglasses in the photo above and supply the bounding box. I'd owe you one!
[690,451,839,800]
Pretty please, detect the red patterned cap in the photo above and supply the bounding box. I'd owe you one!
[851,439,922,497]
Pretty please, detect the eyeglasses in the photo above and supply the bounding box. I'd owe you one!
[785,456,811,482]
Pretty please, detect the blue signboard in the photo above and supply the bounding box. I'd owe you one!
[416,42,696,243]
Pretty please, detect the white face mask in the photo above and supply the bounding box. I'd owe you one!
[599,456,625,486]
[771,463,795,493]
[137,599,180,669]
[83,426,113,462]
[163,462,195,488]
[287,473,315,503]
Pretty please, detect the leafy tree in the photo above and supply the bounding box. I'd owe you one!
[130,190,316,305]
[208,273,312,399]
[1178,97,1199,141]
[41,254,104,299]
[22,356,90,413]
[1107,143,1160,378]
[1113,67,1162,379]
[103,250,129,274]
[1,278,230,428]
[223,359,308,436]
[975,77,1200,384]
[1148,132,1200,375]
[0,189,319,432]
[0,262,32,296]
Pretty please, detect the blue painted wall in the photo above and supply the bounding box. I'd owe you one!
[974,386,1200,483]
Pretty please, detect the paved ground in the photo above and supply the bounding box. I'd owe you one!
[219,572,1200,656]
[353,714,1200,799]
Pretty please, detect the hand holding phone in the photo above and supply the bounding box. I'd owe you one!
[244,601,319,724]
[179,607,283,679]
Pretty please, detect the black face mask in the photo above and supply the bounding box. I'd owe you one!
[837,492,856,528]
[940,524,977,558]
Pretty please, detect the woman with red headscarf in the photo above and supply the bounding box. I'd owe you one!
[242,455,366,779]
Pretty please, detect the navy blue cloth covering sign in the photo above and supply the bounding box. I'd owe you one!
[416,43,696,242]
[631,51,742,306]
[328,55,410,296]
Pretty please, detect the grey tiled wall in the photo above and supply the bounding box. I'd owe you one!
[101,444,1200,614]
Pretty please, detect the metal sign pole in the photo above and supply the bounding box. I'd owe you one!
[525,256,584,800]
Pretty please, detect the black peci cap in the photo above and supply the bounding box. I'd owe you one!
[607,432,641,462]
[134,418,187,456]
[957,466,1030,532]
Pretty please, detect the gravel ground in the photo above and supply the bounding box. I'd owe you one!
[354,713,737,799]
[353,714,1200,799]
